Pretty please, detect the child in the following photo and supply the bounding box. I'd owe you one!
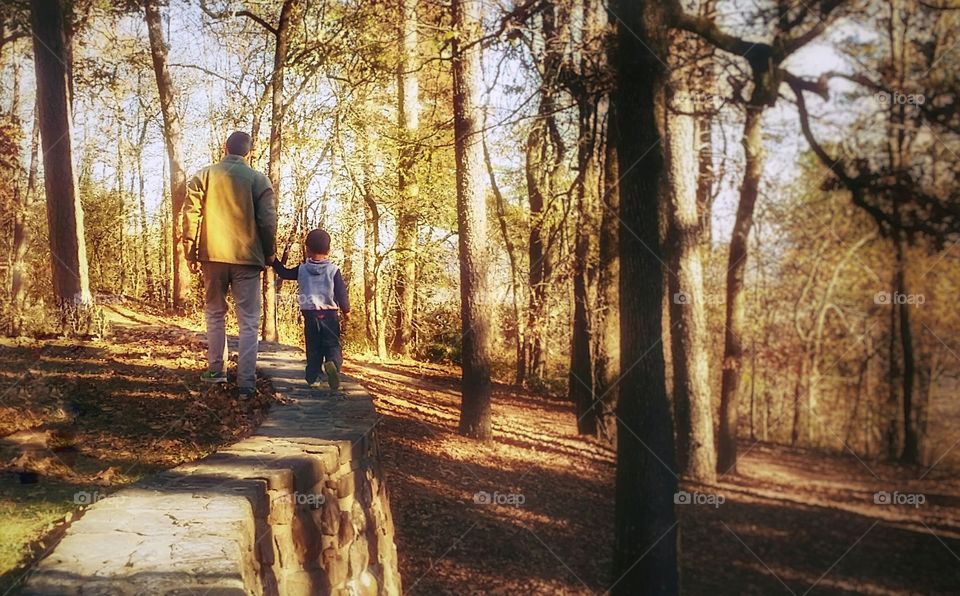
[272,229,350,390]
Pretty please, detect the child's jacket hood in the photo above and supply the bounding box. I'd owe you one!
[297,258,341,310]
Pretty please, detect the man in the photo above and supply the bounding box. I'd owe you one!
[182,131,277,397]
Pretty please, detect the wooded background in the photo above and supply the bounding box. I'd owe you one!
[1,0,959,591]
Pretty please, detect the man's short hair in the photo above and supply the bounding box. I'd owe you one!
[305,229,331,254]
[225,131,252,156]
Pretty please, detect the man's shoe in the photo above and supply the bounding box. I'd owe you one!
[238,387,256,398]
[201,370,227,384]
[324,361,340,391]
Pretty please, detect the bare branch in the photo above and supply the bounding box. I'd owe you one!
[199,0,278,36]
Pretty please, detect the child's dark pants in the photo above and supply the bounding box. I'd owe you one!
[303,309,342,384]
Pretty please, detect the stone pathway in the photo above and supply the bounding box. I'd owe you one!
[22,340,402,596]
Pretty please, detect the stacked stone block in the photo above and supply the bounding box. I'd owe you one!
[23,345,401,596]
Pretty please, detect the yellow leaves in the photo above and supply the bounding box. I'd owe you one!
[92,466,119,486]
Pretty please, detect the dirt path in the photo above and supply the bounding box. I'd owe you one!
[346,355,960,595]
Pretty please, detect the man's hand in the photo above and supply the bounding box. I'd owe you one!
[341,311,350,323]
[265,254,276,266]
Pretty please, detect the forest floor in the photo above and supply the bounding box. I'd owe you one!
[348,355,960,595]
[0,305,279,594]
[1,308,958,595]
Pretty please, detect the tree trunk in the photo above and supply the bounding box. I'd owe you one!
[610,1,679,592]
[340,192,358,293]
[716,103,765,475]
[886,278,899,459]
[523,119,552,385]
[391,0,420,357]
[895,238,918,462]
[10,101,39,336]
[523,5,564,386]
[846,351,870,446]
[483,130,524,383]
[594,109,620,444]
[665,86,717,484]
[791,358,803,447]
[144,0,190,313]
[30,0,92,313]
[135,116,154,301]
[803,232,875,445]
[694,0,717,255]
[452,0,493,440]
[118,137,128,296]
[568,95,601,435]
[262,0,298,342]
[159,157,170,306]
[363,174,388,360]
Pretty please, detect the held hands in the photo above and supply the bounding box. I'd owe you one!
[265,254,276,270]
[188,260,201,274]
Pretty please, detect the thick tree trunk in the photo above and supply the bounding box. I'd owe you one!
[144,0,190,313]
[610,1,679,592]
[391,0,420,357]
[716,104,765,475]
[665,87,716,484]
[452,0,493,440]
[30,0,92,313]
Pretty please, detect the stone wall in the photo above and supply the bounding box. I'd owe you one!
[23,345,401,596]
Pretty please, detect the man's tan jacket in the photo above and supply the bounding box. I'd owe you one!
[182,155,277,267]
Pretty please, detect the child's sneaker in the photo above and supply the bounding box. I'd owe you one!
[201,370,227,383]
[324,361,340,390]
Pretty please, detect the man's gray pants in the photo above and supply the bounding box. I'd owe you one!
[202,262,262,390]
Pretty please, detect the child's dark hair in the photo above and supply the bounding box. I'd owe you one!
[305,229,331,254]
